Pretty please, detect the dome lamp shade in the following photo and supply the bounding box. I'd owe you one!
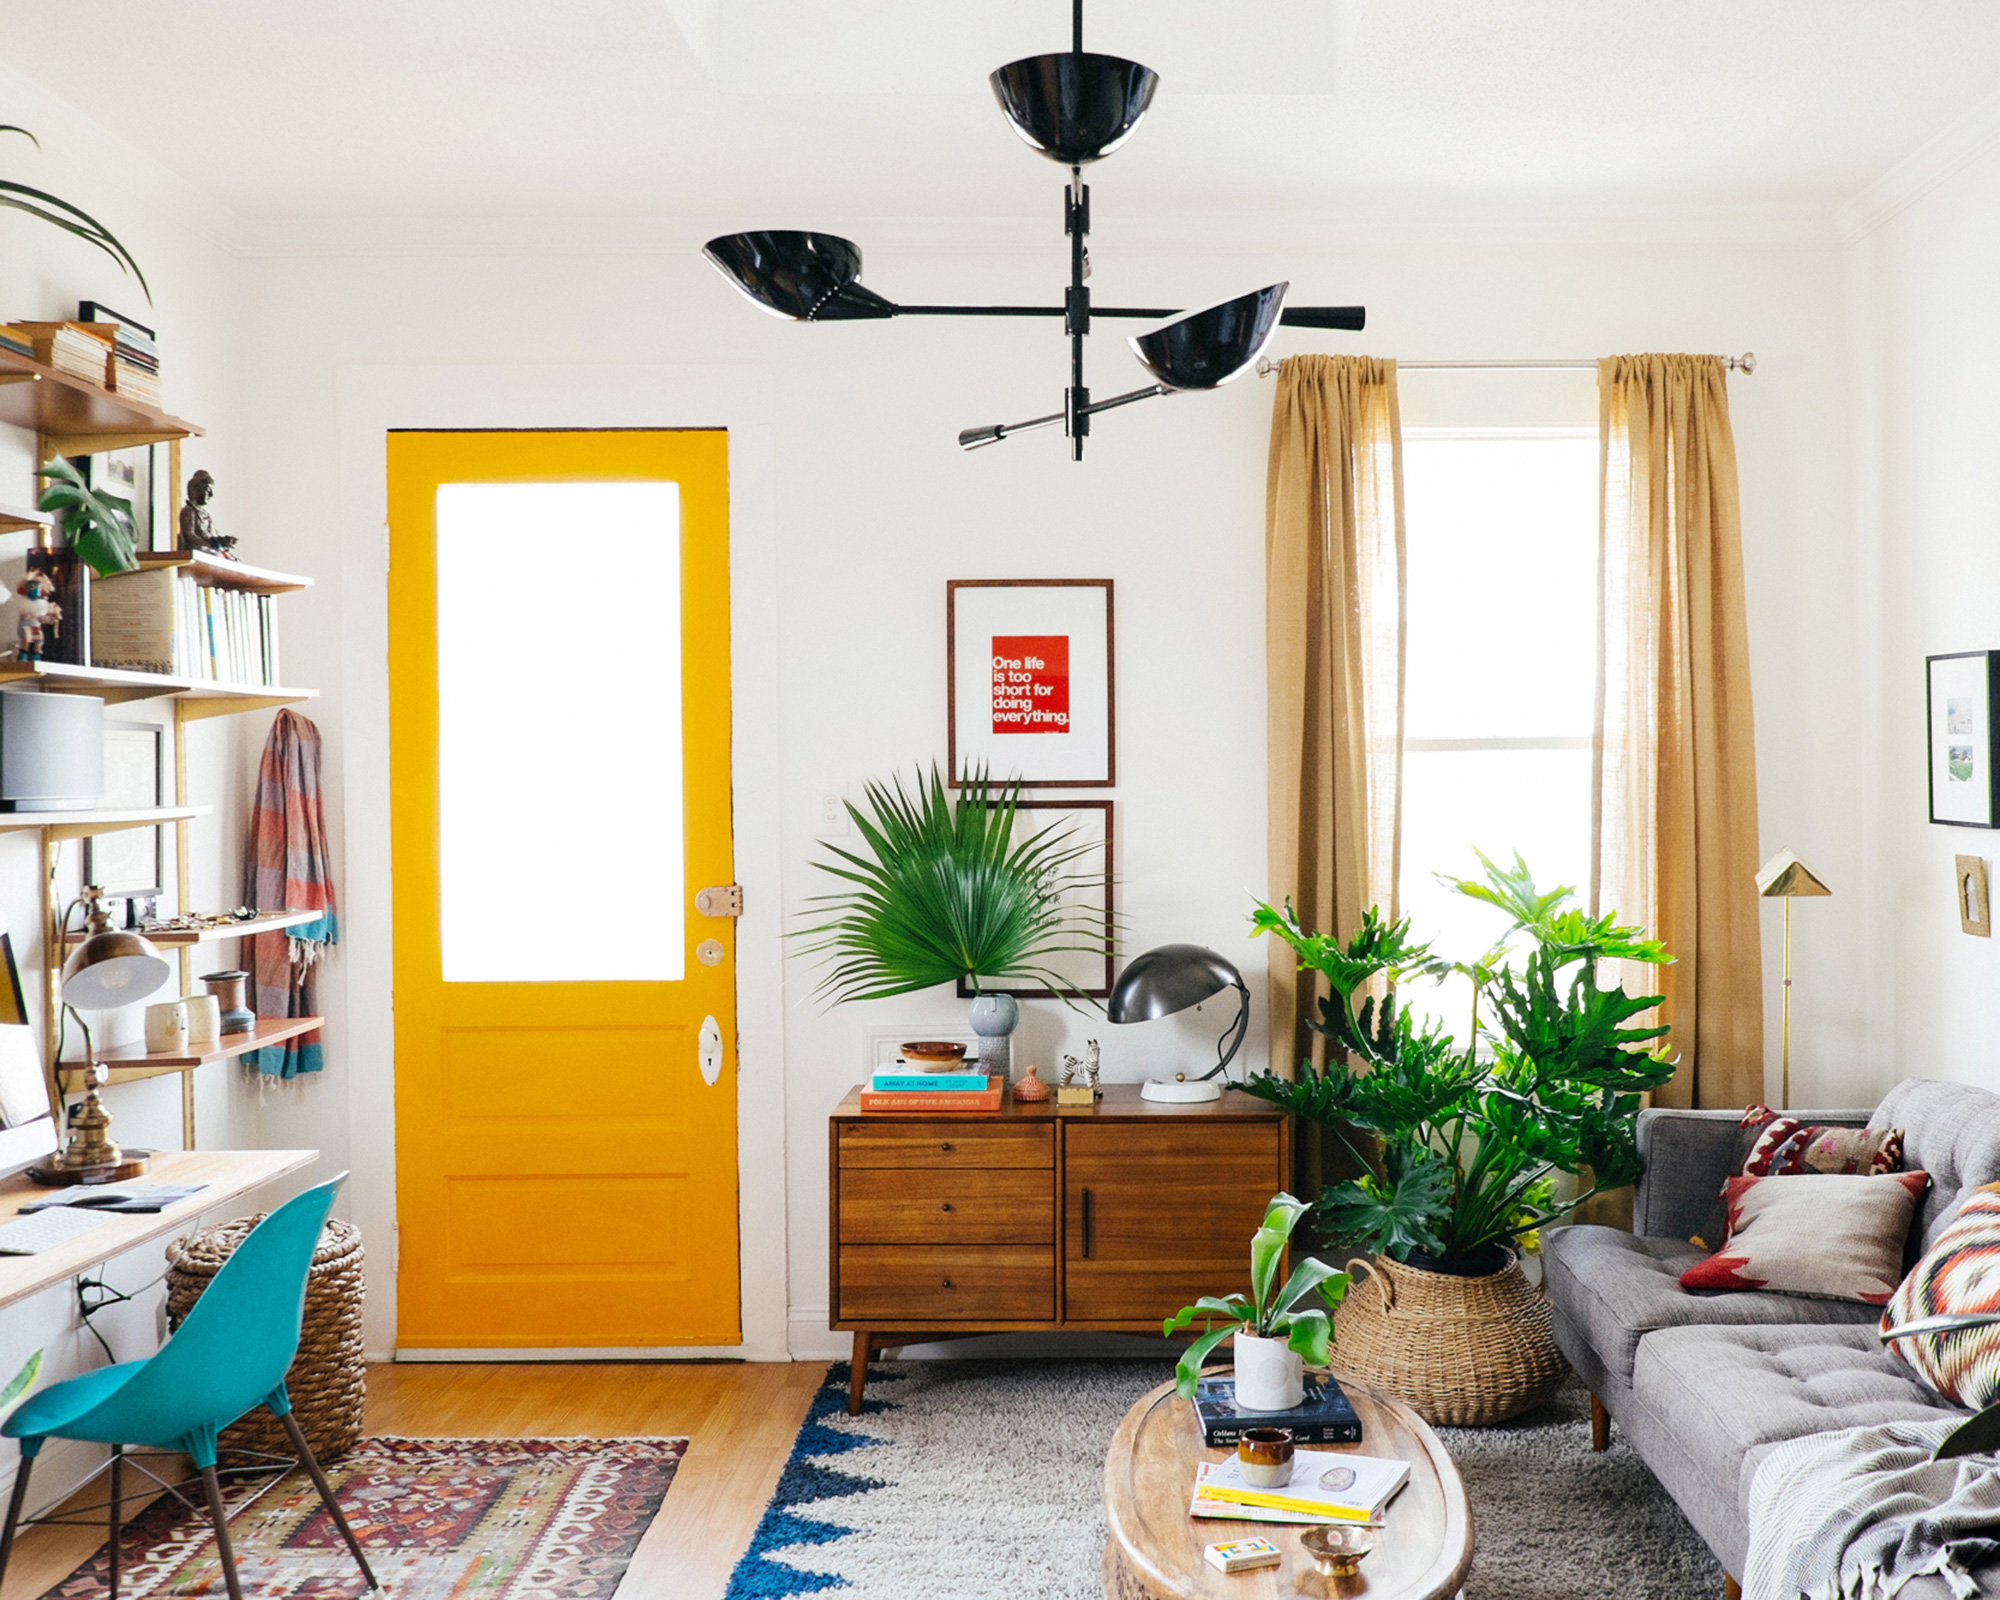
[61,927,170,1012]
[1109,943,1252,1105]
[702,231,896,322]
[988,52,1160,165]
[1128,283,1290,391]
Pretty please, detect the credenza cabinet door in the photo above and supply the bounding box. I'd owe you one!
[1062,1122,1285,1323]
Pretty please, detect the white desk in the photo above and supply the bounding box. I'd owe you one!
[0,1149,318,1312]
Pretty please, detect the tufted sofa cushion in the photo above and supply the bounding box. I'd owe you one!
[1871,1078,2000,1250]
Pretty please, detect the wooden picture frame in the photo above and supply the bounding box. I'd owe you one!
[956,800,1114,999]
[1958,855,1992,937]
[83,721,166,900]
[947,579,1114,787]
[1928,652,2000,828]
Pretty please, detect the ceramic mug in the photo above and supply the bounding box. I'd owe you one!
[145,1000,189,1055]
[182,995,221,1048]
[1237,1426,1295,1488]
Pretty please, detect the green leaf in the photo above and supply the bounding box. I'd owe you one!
[1316,1145,1451,1260]
[1162,1295,1252,1337]
[1277,1307,1331,1367]
[0,1348,41,1420]
[1270,1256,1348,1320]
[1173,1321,1241,1400]
[36,458,137,576]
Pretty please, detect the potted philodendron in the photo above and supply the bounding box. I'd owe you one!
[1246,852,1675,1425]
[796,764,1114,1066]
[1164,1193,1350,1412]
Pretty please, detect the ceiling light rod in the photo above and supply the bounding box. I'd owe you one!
[960,381,1169,451]
[887,305,1362,325]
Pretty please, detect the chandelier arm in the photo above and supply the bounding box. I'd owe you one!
[958,383,1170,452]
[892,305,1180,319]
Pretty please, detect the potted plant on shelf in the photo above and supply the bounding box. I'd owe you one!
[1163,1192,1350,1411]
[795,764,1114,1070]
[1247,852,1675,1425]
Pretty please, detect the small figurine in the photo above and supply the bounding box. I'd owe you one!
[12,569,61,662]
[1010,1064,1052,1103]
[1060,1039,1102,1092]
[178,470,236,557]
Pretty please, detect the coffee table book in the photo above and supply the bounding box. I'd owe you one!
[856,1075,1003,1113]
[1193,1375,1362,1446]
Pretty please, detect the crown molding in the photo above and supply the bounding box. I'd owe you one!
[1837,85,2000,245]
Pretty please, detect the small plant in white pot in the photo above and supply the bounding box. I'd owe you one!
[1163,1193,1349,1411]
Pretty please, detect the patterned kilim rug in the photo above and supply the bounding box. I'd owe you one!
[724,1361,1723,1600]
[37,1436,685,1599]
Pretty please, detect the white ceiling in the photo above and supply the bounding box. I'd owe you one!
[2,0,1998,229]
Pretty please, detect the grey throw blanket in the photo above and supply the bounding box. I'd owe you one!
[1745,1419,2000,1599]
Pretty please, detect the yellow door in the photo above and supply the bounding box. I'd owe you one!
[387,429,738,1350]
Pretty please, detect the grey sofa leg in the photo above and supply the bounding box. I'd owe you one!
[1590,1392,1610,1452]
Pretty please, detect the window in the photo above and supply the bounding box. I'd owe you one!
[1397,432,1597,1034]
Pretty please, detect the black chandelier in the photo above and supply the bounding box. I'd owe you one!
[702,2,1365,461]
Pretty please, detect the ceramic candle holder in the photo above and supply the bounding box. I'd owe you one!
[182,995,221,1048]
[1237,1427,1295,1488]
[144,1001,188,1055]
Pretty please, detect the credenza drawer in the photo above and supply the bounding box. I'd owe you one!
[837,1246,1054,1321]
[836,1120,1054,1170]
[839,1168,1054,1245]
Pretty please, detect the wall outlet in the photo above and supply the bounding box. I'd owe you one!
[816,794,850,837]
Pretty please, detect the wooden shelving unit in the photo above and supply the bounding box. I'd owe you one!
[133,551,312,596]
[60,907,320,950]
[59,1015,325,1086]
[0,503,50,535]
[0,805,205,841]
[0,346,203,456]
[0,658,317,718]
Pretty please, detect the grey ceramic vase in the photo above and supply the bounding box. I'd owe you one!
[967,993,1020,1078]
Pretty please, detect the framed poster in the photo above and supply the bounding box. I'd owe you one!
[947,579,1114,787]
[82,445,158,551]
[1928,652,2000,828]
[956,800,1114,999]
[83,722,167,898]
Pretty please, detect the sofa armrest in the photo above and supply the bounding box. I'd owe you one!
[1630,1106,1872,1241]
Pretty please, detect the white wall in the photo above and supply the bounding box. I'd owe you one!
[235,210,1862,1358]
[1842,94,2000,1099]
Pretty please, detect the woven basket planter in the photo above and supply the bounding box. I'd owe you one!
[1328,1248,1565,1426]
[165,1215,367,1462]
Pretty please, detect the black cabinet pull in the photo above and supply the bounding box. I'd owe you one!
[940,1142,954,1153]
[940,1202,953,1212]
[1081,1187,1094,1259]
[943,1278,954,1289]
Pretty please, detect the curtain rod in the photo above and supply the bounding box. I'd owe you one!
[1253,352,1756,378]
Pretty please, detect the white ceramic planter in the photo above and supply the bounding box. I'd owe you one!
[1232,1330,1306,1412]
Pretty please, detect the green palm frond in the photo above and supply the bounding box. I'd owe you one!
[795,763,1117,1006]
[0,122,150,302]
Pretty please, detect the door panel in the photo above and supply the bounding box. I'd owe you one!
[388,429,737,1349]
[1064,1123,1282,1323]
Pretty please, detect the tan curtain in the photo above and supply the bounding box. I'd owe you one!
[1595,354,1763,1109]
[1265,355,1406,1081]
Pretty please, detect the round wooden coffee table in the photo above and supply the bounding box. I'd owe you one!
[1102,1376,1474,1599]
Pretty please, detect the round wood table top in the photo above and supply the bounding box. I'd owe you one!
[1101,1375,1474,1600]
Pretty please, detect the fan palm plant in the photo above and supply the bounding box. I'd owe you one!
[1,125,148,299]
[797,764,1114,1002]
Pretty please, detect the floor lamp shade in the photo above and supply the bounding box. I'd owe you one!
[1756,848,1831,1110]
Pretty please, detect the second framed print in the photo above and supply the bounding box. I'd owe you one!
[948,579,1114,787]
[1929,651,2000,828]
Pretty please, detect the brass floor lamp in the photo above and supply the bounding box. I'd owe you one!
[1755,849,1831,1110]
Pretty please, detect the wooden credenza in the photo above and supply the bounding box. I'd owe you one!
[829,1084,1291,1412]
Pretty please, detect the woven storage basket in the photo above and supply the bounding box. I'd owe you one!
[165,1215,366,1461]
[1328,1249,1565,1426]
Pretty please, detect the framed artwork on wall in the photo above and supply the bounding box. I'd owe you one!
[947,578,1114,787]
[83,721,167,899]
[956,800,1114,999]
[1928,651,2000,828]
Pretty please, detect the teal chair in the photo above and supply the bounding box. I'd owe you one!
[0,1175,378,1599]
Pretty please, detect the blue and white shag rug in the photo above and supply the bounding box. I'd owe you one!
[723,1360,1722,1600]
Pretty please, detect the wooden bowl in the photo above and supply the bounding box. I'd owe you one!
[900,1041,968,1072]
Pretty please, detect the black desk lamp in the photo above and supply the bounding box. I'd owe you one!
[1108,944,1250,1104]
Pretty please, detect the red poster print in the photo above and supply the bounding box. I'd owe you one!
[991,635,1070,733]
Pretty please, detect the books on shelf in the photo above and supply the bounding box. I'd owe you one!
[108,357,160,406]
[869,1070,992,1093]
[15,321,113,383]
[88,565,281,685]
[1191,1375,1363,1447]
[857,1075,1003,1113]
[0,325,32,359]
[1190,1449,1409,1525]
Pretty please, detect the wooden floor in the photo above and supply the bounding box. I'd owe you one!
[0,1360,825,1600]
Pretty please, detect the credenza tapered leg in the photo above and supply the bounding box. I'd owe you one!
[848,1331,874,1415]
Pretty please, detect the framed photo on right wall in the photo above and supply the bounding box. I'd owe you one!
[1928,651,2000,827]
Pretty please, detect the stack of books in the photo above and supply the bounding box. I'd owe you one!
[858,1067,1002,1113]
[0,325,33,359]
[16,321,114,383]
[1191,1375,1364,1447]
[102,323,160,407]
[88,566,282,685]
[1189,1449,1409,1526]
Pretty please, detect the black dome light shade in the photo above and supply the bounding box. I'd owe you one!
[702,231,895,322]
[1128,283,1289,390]
[988,52,1159,165]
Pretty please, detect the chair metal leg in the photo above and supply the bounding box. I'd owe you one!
[0,1450,34,1586]
[277,1409,379,1591]
[108,1446,122,1600]
[198,1464,245,1600]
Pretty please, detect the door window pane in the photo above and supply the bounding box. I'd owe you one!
[435,481,685,982]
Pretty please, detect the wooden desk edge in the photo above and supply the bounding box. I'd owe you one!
[0,1147,320,1314]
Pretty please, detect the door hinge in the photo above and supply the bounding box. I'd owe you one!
[695,884,744,918]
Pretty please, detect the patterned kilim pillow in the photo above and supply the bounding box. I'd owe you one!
[1680,1171,1931,1302]
[1739,1104,1906,1177]
[1882,1180,2000,1406]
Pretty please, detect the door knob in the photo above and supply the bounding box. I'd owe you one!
[698,1015,723,1086]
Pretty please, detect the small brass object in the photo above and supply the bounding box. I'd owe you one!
[1295,1525,1377,1598]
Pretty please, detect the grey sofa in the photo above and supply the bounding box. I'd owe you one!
[1543,1077,2000,1596]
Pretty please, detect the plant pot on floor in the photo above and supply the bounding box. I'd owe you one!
[1231,1329,1306,1413]
[1329,1247,1564,1427]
